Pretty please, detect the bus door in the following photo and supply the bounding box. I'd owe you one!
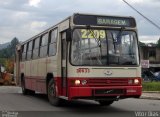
[61,32,68,96]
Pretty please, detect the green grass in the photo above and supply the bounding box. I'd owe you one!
[142,82,160,91]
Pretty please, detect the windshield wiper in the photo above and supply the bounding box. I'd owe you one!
[111,27,125,54]
[87,29,103,65]
[117,27,125,43]
[88,29,101,47]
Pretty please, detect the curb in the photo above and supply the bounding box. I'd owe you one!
[140,96,160,100]
[143,91,160,93]
[140,92,160,100]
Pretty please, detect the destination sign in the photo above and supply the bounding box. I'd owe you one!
[97,17,129,26]
[73,14,136,27]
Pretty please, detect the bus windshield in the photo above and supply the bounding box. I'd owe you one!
[71,29,139,66]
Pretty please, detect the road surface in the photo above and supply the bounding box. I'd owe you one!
[0,86,160,117]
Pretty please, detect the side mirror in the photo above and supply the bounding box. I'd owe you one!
[66,29,72,42]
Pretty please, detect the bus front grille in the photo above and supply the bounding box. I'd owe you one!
[88,78,129,86]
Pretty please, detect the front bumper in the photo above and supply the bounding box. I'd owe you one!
[68,86,142,100]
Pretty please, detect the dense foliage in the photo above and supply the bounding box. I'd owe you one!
[143,82,160,91]
[157,38,160,48]
[0,37,19,58]
[0,37,19,73]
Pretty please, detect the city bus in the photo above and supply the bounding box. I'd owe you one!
[15,13,142,106]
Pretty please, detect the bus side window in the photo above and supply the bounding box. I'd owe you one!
[40,33,48,58]
[27,41,33,60]
[22,44,27,61]
[33,37,40,59]
[49,28,58,56]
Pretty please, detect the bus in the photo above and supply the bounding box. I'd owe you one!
[15,13,142,106]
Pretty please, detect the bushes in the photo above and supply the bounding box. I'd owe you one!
[142,82,160,91]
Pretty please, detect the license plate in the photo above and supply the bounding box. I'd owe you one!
[95,89,124,95]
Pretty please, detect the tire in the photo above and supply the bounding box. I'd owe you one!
[134,95,141,98]
[21,78,35,95]
[47,78,63,106]
[21,78,28,95]
[98,100,114,106]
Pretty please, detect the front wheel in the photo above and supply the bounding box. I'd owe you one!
[21,78,29,95]
[47,79,63,106]
[98,100,114,106]
[21,78,35,95]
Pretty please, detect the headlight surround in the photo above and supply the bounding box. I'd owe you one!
[75,80,81,85]
[134,79,139,84]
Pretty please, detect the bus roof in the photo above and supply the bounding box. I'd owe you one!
[73,13,136,27]
[20,13,136,45]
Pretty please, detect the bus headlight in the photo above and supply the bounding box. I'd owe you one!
[134,79,139,84]
[75,80,81,85]
[81,80,87,85]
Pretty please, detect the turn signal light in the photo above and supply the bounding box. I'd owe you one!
[81,80,87,85]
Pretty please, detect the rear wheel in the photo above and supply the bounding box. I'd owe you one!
[98,100,114,106]
[47,79,63,106]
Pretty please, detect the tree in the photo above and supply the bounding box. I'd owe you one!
[11,37,19,49]
[0,37,19,73]
[157,38,160,48]
[139,41,146,46]
[0,58,6,66]
[0,37,19,58]
[4,59,14,74]
[10,37,20,57]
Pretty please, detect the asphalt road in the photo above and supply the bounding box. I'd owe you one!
[0,86,160,117]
